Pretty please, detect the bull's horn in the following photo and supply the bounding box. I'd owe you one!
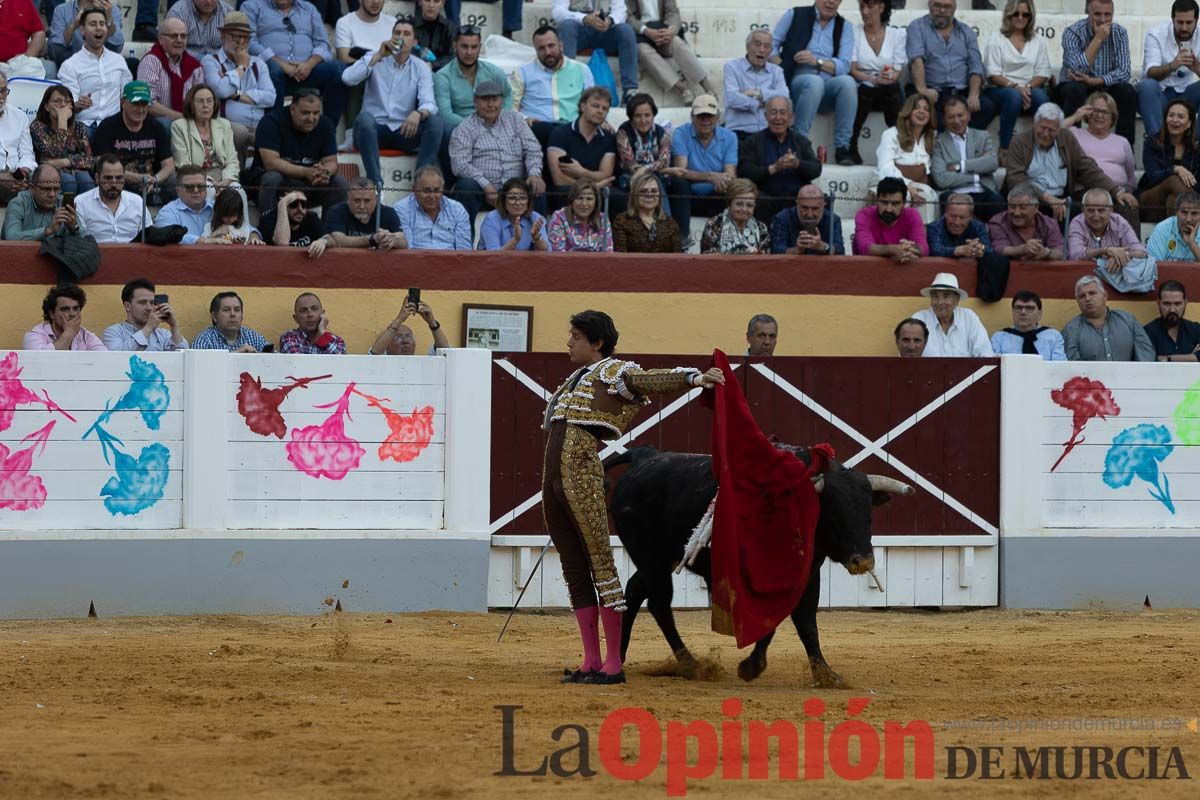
[811,475,824,493]
[867,475,915,495]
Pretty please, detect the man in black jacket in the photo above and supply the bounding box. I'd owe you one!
[737,96,821,221]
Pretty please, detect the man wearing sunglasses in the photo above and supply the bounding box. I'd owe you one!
[155,164,229,244]
[243,0,347,125]
[264,188,332,258]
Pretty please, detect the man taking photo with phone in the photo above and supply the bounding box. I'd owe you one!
[2,165,87,242]
[101,277,189,351]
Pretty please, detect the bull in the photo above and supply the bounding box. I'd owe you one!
[604,444,913,688]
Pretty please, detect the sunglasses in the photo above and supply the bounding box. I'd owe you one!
[1011,11,1031,18]
[283,17,297,33]
[293,87,321,100]
[181,183,207,192]
[288,199,308,209]
[457,24,482,37]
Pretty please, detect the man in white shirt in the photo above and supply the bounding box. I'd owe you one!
[58,8,133,136]
[343,17,443,186]
[0,73,37,204]
[551,0,640,104]
[911,271,995,357]
[74,154,147,243]
[336,0,398,64]
[1137,0,1200,139]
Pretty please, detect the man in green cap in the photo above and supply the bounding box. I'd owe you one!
[92,81,177,204]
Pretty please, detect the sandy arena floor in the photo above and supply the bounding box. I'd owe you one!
[1,607,1197,799]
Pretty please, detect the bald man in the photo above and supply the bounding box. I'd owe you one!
[369,299,450,355]
[770,184,844,254]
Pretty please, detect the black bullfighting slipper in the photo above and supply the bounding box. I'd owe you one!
[581,670,627,685]
[561,668,600,684]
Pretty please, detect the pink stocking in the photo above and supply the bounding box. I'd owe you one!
[574,606,602,672]
[599,607,624,675]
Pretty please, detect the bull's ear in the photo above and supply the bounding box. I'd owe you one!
[871,491,893,507]
[767,433,781,444]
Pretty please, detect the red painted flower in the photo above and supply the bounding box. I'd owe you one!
[377,405,436,463]
[237,372,331,438]
[1050,377,1120,471]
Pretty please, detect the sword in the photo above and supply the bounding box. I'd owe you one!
[496,538,551,643]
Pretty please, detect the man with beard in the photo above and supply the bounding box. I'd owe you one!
[1144,280,1200,361]
[852,176,928,261]
[202,12,275,156]
[136,17,204,135]
[101,278,188,351]
[435,25,511,130]
[911,271,993,357]
[1062,275,1155,361]
[50,0,126,66]
[324,178,405,249]
[252,88,347,211]
[746,313,778,356]
[73,154,146,243]
[58,8,133,134]
[1148,191,1200,260]
[1055,0,1138,146]
[895,318,928,358]
[988,187,1064,260]
[264,188,330,256]
[737,96,821,221]
[279,292,347,354]
[906,0,993,130]
[511,25,594,146]
[93,81,176,202]
[1137,0,1200,139]
[770,184,843,255]
[989,290,1066,360]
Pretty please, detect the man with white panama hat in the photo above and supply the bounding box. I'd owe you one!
[911,271,994,357]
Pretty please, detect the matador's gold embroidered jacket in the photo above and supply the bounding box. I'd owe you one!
[542,358,700,439]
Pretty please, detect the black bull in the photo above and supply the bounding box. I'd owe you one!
[603,445,914,688]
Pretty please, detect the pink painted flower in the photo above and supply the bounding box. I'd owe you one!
[286,384,365,480]
[0,421,54,511]
[1050,377,1121,472]
[0,351,76,432]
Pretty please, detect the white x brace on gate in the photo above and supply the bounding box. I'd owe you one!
[487,359,998,610]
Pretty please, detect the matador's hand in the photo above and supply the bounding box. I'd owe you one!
[697,367,726,388]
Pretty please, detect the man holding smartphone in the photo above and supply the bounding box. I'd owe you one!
[769,184,844,255]
[101,278,189,351]
[2,165,85,242]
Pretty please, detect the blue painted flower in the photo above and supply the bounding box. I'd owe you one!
[99,443,171,516]
[111,356,170,430]
[1103,424,1176,514]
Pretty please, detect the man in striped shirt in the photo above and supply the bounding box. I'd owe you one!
[165,0,232,59]
[1055,0,1137,146]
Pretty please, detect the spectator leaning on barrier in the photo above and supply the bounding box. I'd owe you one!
[202,11,276,154]
[546,86,618,205]
[912,271,994,358]
[368,299,449,355]
[700,178,770,255]
[264,188,332,256]
[2,165,85,241]
[324,178,406,249]
[345,16,444,186]
[24,283,107,352]
[981,0,1051,154]
[414,0,455,72]
[627,0,713,106]
[49,0,124,67]
[926,193,995,259]
[251,88,347,212]
[137,18,205,136]
[774,0,857,166]
[101,277,188,351]
[664,93,738,246]
[0,73,36,205]
[57,8,132,135]
[746,313,778,357]
[479,177,551,251]
[988,186,1064,260]
[511,25,595,146]
[737,96,821,222]
[849,0,905,166]
[30,84,96,196]
[552,0,640,105]
[612,169,680,253]
[280,292,347,354]
[853,175,929,261]
[192,291,271,352]
[770,183,843,255]
[203,186,263,243]
[1144,279,1200,361]
[335,0,397,64]
[1055,0,1137,148]
[73,154,146,243]
[1137,0,1200,140]
[873,93,938,224]
[931,94,1003,221]
[1063,275,1156,362]
[906,0,994,132]
[93,81,178,204]
[154,164,225,244]
[166,0,233,60]
[548,177,614,252]
[723,29,788,137]
[244,0,347,126]
[1067,188,1148,266]
[895,317,928,357]
[451,80,546,223]
[989,290,1066,360]
[1139,100,1200,224]
[394,165,472,250]
[1148,191,1200,260]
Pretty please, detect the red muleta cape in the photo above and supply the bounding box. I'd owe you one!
[702,350,833,648]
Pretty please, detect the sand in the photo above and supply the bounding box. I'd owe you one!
[1,607,1197,798]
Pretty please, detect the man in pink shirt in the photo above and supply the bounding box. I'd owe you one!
[23,284,108,351]
[852,177,929,262]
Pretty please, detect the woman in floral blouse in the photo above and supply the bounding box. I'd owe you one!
[700,179,770,254]
[548,179,613,253]
[29,85,95,195]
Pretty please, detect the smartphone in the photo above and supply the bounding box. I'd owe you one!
[62,192,76,209]
[261,344,275,353]
[153,293,169,306]
[407,287,421,309]
[799,222,819,236]
[558,155,576,165]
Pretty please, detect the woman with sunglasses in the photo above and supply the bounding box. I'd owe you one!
[30,84,95,195]
[982,0,1052,155]
[478,177,550,250]
[613,169,681,252]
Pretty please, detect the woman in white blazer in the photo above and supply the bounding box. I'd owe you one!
[873,93,939,223]
[171,84,239,189]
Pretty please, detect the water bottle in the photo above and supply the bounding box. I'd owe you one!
[411,43,437,64]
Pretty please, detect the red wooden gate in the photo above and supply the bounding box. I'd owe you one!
[490,354,1000,537]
